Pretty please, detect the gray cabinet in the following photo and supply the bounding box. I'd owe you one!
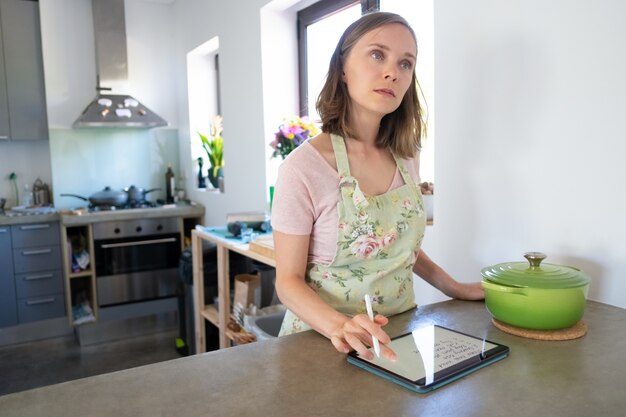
[0,0,48,141]
[0,226,18,327]
[0,222,64,328]
[0,21,9,141]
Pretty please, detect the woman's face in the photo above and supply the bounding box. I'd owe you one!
[342,23,416,120]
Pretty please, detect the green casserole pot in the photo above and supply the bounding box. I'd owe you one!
[481,252,591,330]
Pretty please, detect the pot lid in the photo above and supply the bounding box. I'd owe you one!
[481,252,591,289]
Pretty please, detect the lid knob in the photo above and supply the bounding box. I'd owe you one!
[524,252,547,268]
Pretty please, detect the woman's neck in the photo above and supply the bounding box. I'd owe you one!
[348,111,382,147]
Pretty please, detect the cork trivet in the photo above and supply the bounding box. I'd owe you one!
[492,319,587,341]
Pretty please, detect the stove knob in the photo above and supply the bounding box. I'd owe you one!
[114,228,121,234]
[136,226,142,233]
[157,225,163,232]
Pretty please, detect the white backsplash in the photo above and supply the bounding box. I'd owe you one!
[0,141,53,208]
[49,128,180,209]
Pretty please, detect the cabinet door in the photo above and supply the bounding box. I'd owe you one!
[0,226,18,328]
[0,0,48,141]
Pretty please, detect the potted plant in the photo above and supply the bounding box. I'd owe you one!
[198,115,224,189]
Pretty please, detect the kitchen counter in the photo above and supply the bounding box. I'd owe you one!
[0,212,60,226]
[1,300,624,416]
[0,203,205,226]
[60,202,205,225]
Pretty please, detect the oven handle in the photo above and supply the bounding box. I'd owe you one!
[99,237,178,249]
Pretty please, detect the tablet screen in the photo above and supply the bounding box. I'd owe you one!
[357,325,500,385]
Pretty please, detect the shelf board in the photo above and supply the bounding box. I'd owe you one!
[200,304,256,343]
[69,270,93,279]
[201,304,219,326]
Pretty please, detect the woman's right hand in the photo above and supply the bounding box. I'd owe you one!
[329,313,397,361]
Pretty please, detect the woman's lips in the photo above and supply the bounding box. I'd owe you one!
[374,88,396,98]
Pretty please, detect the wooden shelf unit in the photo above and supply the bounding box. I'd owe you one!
[192,227,275,352]
[61,224,97,325]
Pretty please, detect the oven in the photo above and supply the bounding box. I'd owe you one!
[93,218,181,307]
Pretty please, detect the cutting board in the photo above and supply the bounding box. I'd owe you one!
[248,234,275,259]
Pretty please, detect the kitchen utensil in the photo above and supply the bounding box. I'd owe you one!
[481,252,591,330]
[32,177,51,206]
[124,185,161,203]
[0,197,6,212]
[61,186,129,207]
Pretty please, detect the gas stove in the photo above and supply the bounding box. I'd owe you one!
[88,200,161,212]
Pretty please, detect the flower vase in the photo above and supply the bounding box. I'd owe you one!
[197,159,206,189]
[208,167,224,189]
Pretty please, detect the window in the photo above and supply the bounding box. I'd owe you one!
[297,0,434,182]
[186,36,221,187]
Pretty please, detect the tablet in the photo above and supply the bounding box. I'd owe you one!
[347,324,509,393]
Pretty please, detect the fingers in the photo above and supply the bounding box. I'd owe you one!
[330,314,396,360]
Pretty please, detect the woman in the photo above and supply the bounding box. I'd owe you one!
[271,12,483,361]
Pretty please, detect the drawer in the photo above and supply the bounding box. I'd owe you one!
[12,245,62,273]
[11,222,60,248]
[14,269,64,299]
[17,293,66,324]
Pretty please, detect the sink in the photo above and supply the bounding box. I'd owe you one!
[247,310,285,340]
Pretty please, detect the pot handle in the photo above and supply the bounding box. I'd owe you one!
[524,252,546,269]
[60,193,89,202]
[481,280,527,296]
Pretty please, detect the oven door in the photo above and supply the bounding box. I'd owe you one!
[94,233,181,307]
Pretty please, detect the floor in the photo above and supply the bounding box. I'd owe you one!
[0,329,182,397]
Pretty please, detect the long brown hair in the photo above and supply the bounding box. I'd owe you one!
[315,12,427,158]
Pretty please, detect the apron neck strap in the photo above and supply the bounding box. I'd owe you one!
[330,134,351,177]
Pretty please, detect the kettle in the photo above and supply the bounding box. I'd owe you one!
[32,177,51,206]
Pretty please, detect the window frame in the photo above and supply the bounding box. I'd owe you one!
[297,0,379,116]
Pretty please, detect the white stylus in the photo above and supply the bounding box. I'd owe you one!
[364,294,381,358]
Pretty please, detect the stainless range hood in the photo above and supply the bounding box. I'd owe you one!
[73,0,167,128]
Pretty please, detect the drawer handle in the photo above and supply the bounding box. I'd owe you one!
[24,273,54,281]
[0,228,8,233]
[19,224,51,231]
[0,136,8,140]
[26,297,56,305]
[100,237,177,249]
[22,248,53,256]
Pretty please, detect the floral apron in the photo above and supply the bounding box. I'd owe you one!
[278,134,426,336]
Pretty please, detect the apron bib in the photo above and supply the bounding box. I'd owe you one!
[279,134,426,335]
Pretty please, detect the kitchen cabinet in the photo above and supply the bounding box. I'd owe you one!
[0,0,48,141]
[10,222,65,323]
[0,226,18,327]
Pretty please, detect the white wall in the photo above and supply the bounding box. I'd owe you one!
[173,0,271,226]
[171,0,626,309]
[413,0,626,308]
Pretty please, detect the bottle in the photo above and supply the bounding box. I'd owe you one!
[21,183,33,207]
[165,164,175,204]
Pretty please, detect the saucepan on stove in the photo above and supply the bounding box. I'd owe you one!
[124,185,161,203]
[61,186,129,207]
[481,252,591,330]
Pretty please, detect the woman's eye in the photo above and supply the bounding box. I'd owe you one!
[370,51,383,61]
[400,60,413,71]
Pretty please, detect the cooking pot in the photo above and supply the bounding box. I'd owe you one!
[481,252,591,330]
[61,186,129,207]
[124,185,160,203]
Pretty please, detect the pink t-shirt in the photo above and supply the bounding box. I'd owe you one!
[271,141,421,265]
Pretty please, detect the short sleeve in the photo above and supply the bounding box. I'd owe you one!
[270,157,315,235]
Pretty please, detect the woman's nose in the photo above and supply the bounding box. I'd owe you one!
[383,65,398,81]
